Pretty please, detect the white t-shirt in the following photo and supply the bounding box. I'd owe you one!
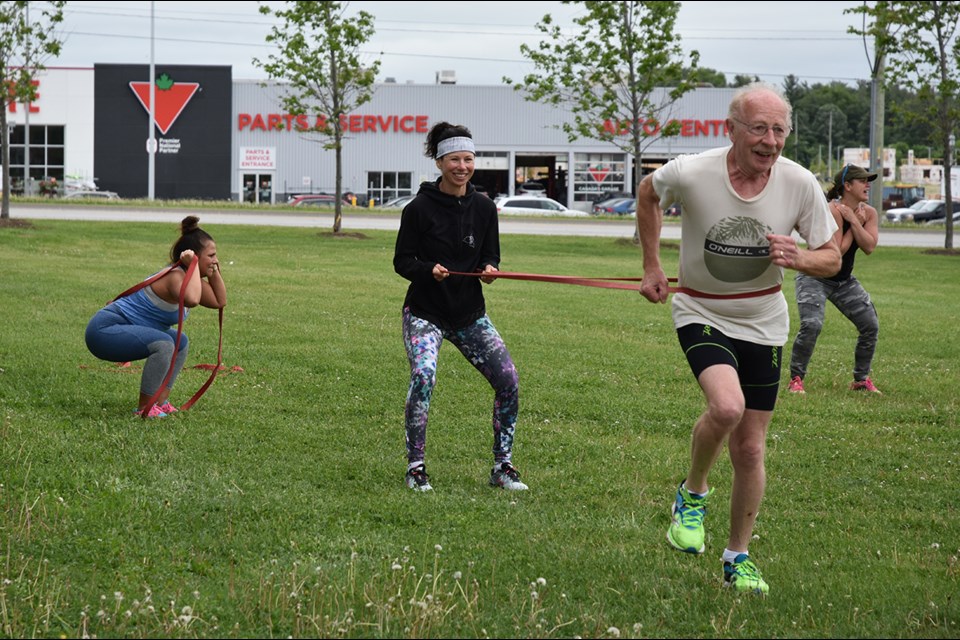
[652,146,837,345]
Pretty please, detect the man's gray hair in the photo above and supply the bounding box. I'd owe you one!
[728,81,793,125]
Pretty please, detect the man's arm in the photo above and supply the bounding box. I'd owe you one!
[636,175,669,303]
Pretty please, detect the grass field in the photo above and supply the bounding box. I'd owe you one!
[1,218,957,638]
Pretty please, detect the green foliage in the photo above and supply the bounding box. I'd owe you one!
[505,0,700,169]
[1,220,958,638]
[0,1,65,219]
[847,0,960,245]
[254,1,380,138]
[253,1,381,232]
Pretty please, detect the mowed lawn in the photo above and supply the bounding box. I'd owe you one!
[1,218,957,638]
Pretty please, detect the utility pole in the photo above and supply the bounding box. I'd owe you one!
[868,48,885,213]
[828,110,833,180]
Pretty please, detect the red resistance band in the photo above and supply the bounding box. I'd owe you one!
[448,271,781,300]
[109,257,224,418]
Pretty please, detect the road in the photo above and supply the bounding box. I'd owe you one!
[8,203,950,248]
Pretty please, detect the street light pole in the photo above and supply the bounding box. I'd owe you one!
[147,2,156,200]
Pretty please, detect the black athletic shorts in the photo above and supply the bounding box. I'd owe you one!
[676,323,782,411]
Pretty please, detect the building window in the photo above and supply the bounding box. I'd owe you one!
[572,152,626,202]
[366,171,413,204]
[5,125,66,194]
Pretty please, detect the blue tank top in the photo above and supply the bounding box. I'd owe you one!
[109,273,187,330]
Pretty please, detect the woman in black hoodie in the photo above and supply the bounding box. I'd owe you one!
[393,122,527,493]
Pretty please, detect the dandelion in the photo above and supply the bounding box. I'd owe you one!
[114,591,123,602]
[435,544,443,552]
[453,571,462,580]
[606,626,621,638]
[537,577,547,586]
[392,563,402,571]
[931,542,941,549]
[633,623,643,634]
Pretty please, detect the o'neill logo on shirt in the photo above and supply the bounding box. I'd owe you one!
[703,216,774,282]
[129,73,200,135]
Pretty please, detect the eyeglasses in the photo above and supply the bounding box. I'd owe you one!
[732,118,791,140]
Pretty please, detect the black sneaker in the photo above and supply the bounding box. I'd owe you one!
[489,462,529,491]
[405,464,432,492]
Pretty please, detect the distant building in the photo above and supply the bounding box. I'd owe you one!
[11,64,743,211]
[843,147,896,180]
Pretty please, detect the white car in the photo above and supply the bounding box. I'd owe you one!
[494,195,587,217]
[884,199,929,223]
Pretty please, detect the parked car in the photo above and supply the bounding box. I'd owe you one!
[884,199,930,223]
[494,195,587,217]
[665,202,682,216]
[380,194,416,209]
[925,209,960,225]
[62,190,120,200]
[887,199,959,224]
[586,190,634,204]
[289,194,336,207]
[516,181,547,195]
[591,197,635,215]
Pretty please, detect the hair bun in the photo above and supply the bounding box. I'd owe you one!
[180,215,201,234]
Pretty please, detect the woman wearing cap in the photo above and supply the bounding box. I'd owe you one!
[787,164,881,394]
[393,122,526,493]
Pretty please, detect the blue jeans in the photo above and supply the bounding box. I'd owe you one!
[85,306,189,396]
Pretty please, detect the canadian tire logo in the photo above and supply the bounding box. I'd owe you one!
[129,73,200,135]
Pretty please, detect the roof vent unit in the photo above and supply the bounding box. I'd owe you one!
[436,70,457,85]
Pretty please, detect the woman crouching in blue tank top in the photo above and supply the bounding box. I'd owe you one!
[85,216,228,418]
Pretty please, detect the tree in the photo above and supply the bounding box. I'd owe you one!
[731,74,761,88]
[849,1,960,249]
[505,1,700,195]
[254,1,379,233]
[0,1,64,221]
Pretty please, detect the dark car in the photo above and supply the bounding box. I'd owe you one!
[908,199,959,224]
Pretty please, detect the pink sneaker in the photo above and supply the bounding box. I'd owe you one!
[850,377,881,394]
[157,402,178,414]
[134,405,168,418]
[787,376,805,394]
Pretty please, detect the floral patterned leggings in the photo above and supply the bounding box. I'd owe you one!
[402,307,519,466]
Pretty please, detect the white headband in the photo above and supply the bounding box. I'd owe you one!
[436,136,475,158]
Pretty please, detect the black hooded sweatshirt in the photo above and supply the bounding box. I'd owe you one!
[393,179,500,330]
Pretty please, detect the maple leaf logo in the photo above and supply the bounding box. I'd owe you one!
[129,74,201,135]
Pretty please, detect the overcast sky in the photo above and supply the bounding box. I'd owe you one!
[52,1,877,87]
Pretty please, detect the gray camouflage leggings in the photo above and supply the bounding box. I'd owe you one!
[789,273,879,382]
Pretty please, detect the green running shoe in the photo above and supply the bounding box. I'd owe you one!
[666,483,713,554]
[723,553,769,595]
